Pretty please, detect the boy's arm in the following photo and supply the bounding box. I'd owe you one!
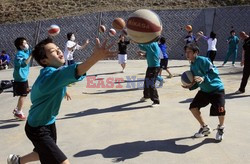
[77,38,118,76]
[79,39,89,50]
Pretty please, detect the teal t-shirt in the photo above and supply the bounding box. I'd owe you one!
[139,42,160,67]
[27,64,85,127]
[190,56,224,93]
[13,49,31,82]
[228,36,239,50]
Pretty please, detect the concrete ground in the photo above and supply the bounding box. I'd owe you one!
[0,60,250,164]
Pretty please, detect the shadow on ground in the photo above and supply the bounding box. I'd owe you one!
[74,136,218,162]
[58,101,151,120]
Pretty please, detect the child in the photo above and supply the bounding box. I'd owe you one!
[138,41,161,107]
[182,43,226,141]
[0,50,11,70]
[64,32,89,66]
[7,37,117,164]
[184,31,197,45]
[222,30,239,66]
[158,37,173,78]
[118,34,130,73]
[197,31,217,64]
[12,37,33,120]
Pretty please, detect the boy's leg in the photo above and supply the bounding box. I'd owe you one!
[143,68,150,99]
[223,50,231,64]
[17,96,26,112]
[190,108,206,126]
[20,151,39,163]
[232,49,238,65]
[218,116,225,126]
[149,67,160,104]
[61,159,70,164]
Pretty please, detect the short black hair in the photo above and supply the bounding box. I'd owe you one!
[14,37,26,50]
[184,43,200,53]
[67,32,74,40]
[210,31,216,40]
[230,30,235,35]
[159,37,166,44]
[1,50,6,54]
[32,38,53,67]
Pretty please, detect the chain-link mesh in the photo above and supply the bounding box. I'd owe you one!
[0,6,249,68]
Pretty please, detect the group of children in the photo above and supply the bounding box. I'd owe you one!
[6,28,250,163]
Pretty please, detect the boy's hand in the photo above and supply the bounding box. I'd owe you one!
[64,92,72,101]
[92,38,118,60]
[194,76,204,84]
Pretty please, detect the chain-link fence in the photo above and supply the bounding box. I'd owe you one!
[0,6,249,68]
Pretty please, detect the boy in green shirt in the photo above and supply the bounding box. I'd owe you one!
[183,43,226,141]
[7,37,117,164]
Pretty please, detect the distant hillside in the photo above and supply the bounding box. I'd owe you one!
[0,0,249,24]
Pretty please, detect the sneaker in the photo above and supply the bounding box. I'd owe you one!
[215,125,224,141]
[151,103,160,108]
[12,109,18,115]
[235,90,244,94]
[232,64,235,67]
[159,80,164,87]
[7,154,20,164]
[167,75,173,78]
[194,125,211,138]
[14,112,26,121]
[67,84,72,87]
[140,97,149,102]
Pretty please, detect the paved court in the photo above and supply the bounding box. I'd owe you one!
[0,60,250,164]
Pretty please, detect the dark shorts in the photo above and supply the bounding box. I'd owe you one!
[13,81,29,97]
[189,90,226,116]
[25,122,67,164]
[160,58,168,70]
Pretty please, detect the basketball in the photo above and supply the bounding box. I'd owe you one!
[126,9,162,44]
[48,24,60,36]
[112,18,126,30]
[185,25,192,32]
[109,28,116,37]
[181,71,194,86]
[99,25,106,33]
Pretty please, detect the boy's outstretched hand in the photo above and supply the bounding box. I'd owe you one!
[77,38,118,76]
[64,92,72,101]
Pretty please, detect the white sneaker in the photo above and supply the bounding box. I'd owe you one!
[194,125,211,138]
[235,90,244,94]
[7,154,20,164]
[151,103,160,108]
[215,125,224,141]
[140,97,149,102]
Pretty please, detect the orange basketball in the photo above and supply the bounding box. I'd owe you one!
[112,18,126,30]
[185,25,192,32]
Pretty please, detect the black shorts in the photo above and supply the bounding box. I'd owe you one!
[13,81,29,97]
[189,90,226,116]
[160,58,168,70]
[25,122,67,164]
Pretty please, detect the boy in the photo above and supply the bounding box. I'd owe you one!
[183,43,226,141]
[64,32,89,66]
[118,34,130,73]
[138,41,161,107]
[7,37,117,164]
[12,37,32,120]
[222,30,239,66]
[158,37,173,78]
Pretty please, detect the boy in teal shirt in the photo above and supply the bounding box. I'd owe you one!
[183,43,226,141]
[138,42,161,107]
[12,37,33,120]
[7,38,117,164]
[222,30,239,66]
